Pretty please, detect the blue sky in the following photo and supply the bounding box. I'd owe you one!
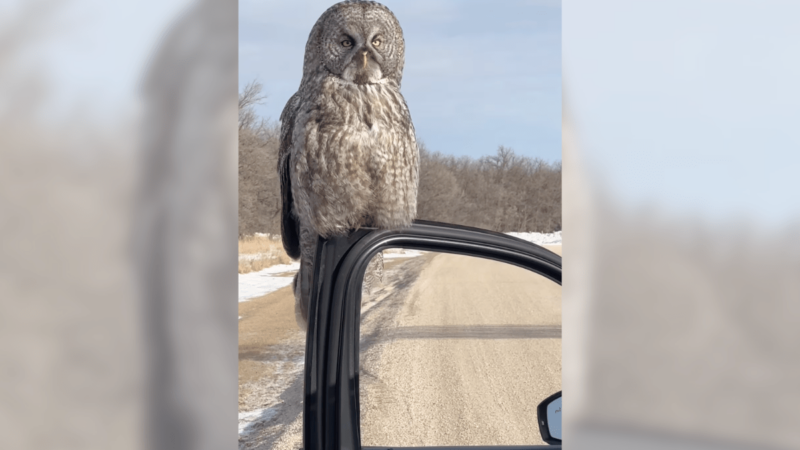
[239,0,562,162]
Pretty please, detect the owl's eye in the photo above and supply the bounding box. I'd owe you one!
[372,38,382,47]
[341,39,353,48]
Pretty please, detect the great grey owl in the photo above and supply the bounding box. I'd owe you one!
[278,0,419,331]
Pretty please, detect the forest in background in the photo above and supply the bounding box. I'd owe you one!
[239,81,561,237]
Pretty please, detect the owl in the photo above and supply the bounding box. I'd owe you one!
[278,0,419,331]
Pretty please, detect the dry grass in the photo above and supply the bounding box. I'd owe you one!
[238,233,281,253]
[238,234,293,274]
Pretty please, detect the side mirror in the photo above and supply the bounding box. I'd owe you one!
[537,390,561,445]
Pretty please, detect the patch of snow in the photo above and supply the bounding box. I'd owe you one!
[238,262,300,302]
[383,249,425,259]
[506,231,562,246]
[256,262,300,275]
[238,407,278,436]
[238,343,306,438]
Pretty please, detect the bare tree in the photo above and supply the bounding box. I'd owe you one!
[238,80,267,132]
[238,80,281,236]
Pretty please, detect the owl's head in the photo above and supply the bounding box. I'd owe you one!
[302,1,405,86]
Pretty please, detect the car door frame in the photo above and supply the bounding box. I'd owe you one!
[302,220,563,450]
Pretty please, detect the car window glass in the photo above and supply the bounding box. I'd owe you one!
[358,249,562,447]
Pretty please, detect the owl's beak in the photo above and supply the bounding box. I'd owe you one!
[362,51,368,69]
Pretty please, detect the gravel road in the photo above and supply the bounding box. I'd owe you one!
[359,251,562,447]
[239,253,433,450]
[239,247,561,449]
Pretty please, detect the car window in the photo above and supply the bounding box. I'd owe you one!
[358,249,562,447]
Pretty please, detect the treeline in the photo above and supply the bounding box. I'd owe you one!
[238,81,282,237]
[416,144,561,233]
[239,82,561,237]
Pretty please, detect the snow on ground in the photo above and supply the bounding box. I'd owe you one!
[237,250,427,303]
[383,249,425,259]
[238,262,300,302]
[238,346,306,441]
[239,407,278,436]
[506,231,562,246]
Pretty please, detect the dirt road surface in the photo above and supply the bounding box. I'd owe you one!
[360,250,561,447]
[238,253,432,449]
[239,246,561,449]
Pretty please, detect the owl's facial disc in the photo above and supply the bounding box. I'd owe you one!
[341,44,383,85]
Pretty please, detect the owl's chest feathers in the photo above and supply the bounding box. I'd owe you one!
[315,77,409,151]
[290,75,418,234]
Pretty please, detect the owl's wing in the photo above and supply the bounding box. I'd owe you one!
[278,92,301,259]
